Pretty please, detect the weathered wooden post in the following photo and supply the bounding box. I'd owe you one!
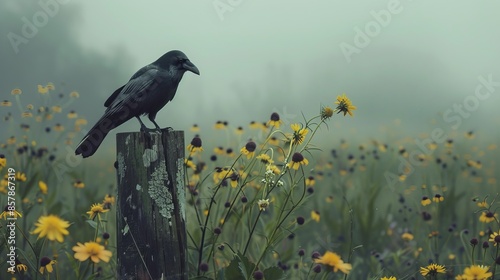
[116,129,187,280]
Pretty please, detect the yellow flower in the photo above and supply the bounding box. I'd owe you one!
[249,121,262,129]
[51,105,62,113]
[7,136,16,145]
[11,88,22,95]
[75,118,88,126]
[334,93,357,116]
[73,180,85,188]
[399,174,406,182]
[421,196,431,206]
[31,214,70,242]
[46,82,55,90]
[102,194,115,209]
[477,201,489,208]
[240,141,256,159]
[267,164,280,175]
[54,123,64,132]
[185,158,196,169]
[314,251,352,274]
[256,154,274,165]
[70,91,79,98]
[214,120,227,130]
[433,194,444,203]
[311,210,320,222]
[37,85,48,94]
[226,148,235,157]
[290,123,308,145]
[67,110,78,119]
[1,100,12,106]
[420,263,446,277]
[39,181,48,195]
[0,154,6,168]
[213,167,234,184]
[14,259,28,273]
[489,230,500,246]
[381,277,396,280]
[213,146,225,155]
[15,172,27,182]
[39,257,56,274]
[187,137,203,154]
[461,265,492,280]
[234,126,244,135]
[401,232,414,241]
[230,173,239,188]
[479,212,497,223]
[305,176,315,186]
[190,123,200,132]
[268,136,280,146]
[73,241,113,263]
[287,152,309,170]
[257,199,270,211]
[321,106,334,120]
[267,112,283,128]
[86,203,109,219]
[1,206,22,219]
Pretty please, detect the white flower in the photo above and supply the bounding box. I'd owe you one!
[257,199,270,211]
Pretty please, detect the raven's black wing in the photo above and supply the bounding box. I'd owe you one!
[104,85,125,107]
[104,64,157,108]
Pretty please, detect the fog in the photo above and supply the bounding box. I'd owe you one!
[2,0,500,159]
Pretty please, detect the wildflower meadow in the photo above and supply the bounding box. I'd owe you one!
[1,84,499,280]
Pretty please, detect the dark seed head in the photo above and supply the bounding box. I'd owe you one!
[313,264,321,273]
[199,262,209,272]
[253,270,264,280]
[40,257,51,266]
[270,112,280,121]
[245,141,256,152]
[311,251,320,259]
[495,235,500,243]
[190,137,202,148]
[291,152,304,163]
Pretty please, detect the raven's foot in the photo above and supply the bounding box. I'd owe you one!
[140,124,160,134]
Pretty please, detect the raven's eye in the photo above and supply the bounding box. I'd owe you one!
[178,58,187,64]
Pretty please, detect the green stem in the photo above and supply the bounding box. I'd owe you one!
[247,168,307,279]
[197,155,242,276]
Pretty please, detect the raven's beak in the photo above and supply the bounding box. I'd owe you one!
[183,60,200,75]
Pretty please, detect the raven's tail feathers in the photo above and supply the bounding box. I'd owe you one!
[75,119,112,158]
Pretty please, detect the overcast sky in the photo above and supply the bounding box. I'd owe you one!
[2,1,500,157]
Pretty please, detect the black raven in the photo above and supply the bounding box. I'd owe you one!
[75,50,199,158]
